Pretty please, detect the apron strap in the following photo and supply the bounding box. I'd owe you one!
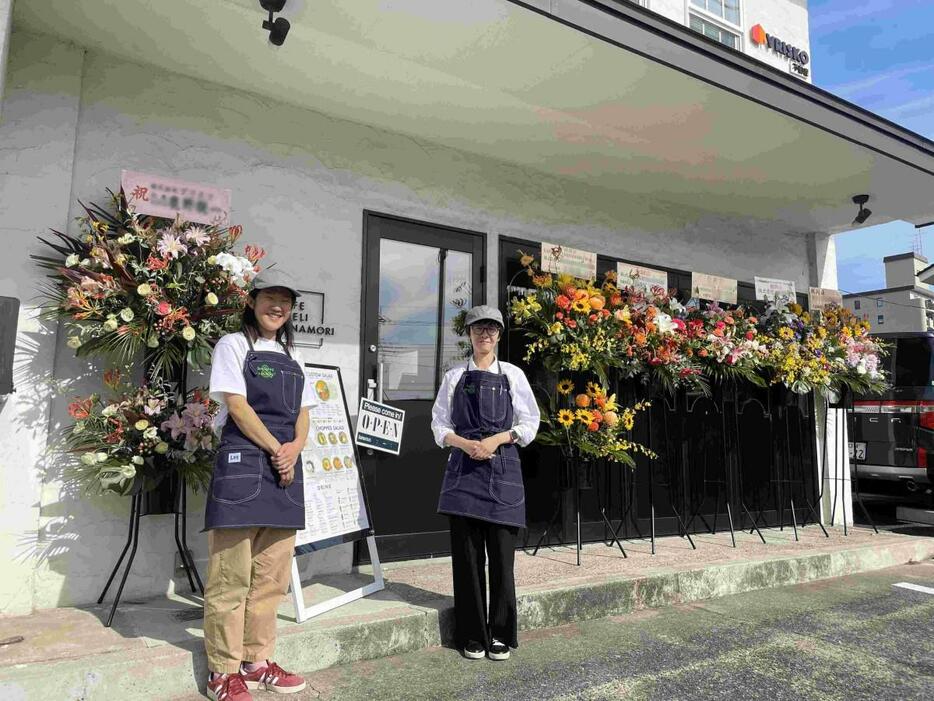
[245,331,293,359]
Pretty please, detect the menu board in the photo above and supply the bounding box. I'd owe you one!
[294,365,371,550]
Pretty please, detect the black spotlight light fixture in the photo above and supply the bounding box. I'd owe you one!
[260,0,290,46]
[852,194,872,225]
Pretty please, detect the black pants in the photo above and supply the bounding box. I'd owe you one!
[449,515,519,649]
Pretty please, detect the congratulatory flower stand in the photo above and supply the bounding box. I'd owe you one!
[35,187,267,625]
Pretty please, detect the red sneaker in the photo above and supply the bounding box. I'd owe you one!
[206,673,253,701]
[240,661,307,694]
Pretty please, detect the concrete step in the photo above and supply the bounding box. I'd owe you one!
[1,526,932,700]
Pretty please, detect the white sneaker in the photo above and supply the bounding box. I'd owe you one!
[488,639,510,661]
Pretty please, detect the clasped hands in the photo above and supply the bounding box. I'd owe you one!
[271,440,301,487]
[462,436,502,461]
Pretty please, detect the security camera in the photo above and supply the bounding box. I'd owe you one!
[852,194,872,225]
[259,0,291,46]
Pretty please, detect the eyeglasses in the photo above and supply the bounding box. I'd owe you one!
[470,325,501,337]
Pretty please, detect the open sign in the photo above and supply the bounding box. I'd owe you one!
[355,398,405,456]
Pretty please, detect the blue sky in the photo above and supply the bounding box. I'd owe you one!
[809,0,934,293]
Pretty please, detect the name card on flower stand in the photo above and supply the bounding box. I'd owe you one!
[754,277,797,303]
[808,287,843,311]
[121,170,231,226]
[691,272,737,305]
[540,242,597,280]
[617,263,669,291]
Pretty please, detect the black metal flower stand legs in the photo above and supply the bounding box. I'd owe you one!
[97,475,203,627]
[531,451,627,565]
[727,382,767,545]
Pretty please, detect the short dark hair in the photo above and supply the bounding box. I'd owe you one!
[241,289,296,350]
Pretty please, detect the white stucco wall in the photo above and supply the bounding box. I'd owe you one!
[1,28,832,613]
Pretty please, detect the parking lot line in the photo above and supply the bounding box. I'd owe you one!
[892,582,934,595]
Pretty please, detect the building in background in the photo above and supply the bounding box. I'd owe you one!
[843,253,934,333]
[632,0,812,81]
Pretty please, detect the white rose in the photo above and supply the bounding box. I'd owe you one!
[119,308,134,322]
[101,404,118,417]
[205,292,219,306]
[147,334,160,348]
[95,452,109,463]
[131,455,145,465]
[181,326,196,341]
[80,452,97,465]
[65,254,79,267]
[103,318,119,332]
[120,465,137,480]
[143,427,158,440]
[66,336,82,349]
[137,283,152,297]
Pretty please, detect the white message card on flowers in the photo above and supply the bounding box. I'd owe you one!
[540,242,597,280]
[691,272,737,305]
[618,263,668,291]
[754,277,797,302]
[121,170,231,226]
[808,287,843,311]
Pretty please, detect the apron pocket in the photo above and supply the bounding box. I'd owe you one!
[281,370,303,414]
[489,454,524,507]
[285,460,305,507]
[478,384,509,425]
[212,447,263,504]
[440,451,462,492]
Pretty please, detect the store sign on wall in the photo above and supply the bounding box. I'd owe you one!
[754,276,796,303]
[691,272,737,305]
[121,170,231,226]
[540,242,597,280]
[808,287,843,311]
[292,290,336,348]
[749,24,810,79]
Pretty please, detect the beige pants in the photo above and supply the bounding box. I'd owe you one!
[204,527,296,673]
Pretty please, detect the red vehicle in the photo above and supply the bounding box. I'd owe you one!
[850,332,934,505]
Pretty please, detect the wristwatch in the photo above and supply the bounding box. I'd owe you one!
[509,429,520,444]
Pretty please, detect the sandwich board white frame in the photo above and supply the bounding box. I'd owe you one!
[289,363,385,623]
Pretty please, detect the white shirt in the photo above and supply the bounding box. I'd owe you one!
[430,358,540,449]
[209,332,317,434]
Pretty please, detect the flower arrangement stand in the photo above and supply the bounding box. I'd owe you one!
[530,452,627,565]
[96,475,203,627]
[767,387,828,541]
[651,391,695,551]
[682,385,739,547]
[600,459,642,550]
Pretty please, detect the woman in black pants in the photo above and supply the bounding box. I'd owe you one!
[431,304,540,660]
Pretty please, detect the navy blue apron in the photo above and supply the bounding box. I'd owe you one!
[204,335,305,530]
[437,362,526,528]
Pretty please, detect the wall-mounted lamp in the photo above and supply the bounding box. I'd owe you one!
[259,0,290,46]
[852,194,872,225]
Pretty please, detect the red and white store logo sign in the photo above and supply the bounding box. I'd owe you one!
[750,23,810,66]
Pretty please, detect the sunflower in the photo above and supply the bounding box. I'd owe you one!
[571,298,590,313]
[557,378,574,395]
[778,326,794,340]
[575,409,595,425]
[585,381,605,398]
[557,409,575,428]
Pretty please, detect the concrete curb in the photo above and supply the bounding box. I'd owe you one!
[2,538,932,700]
